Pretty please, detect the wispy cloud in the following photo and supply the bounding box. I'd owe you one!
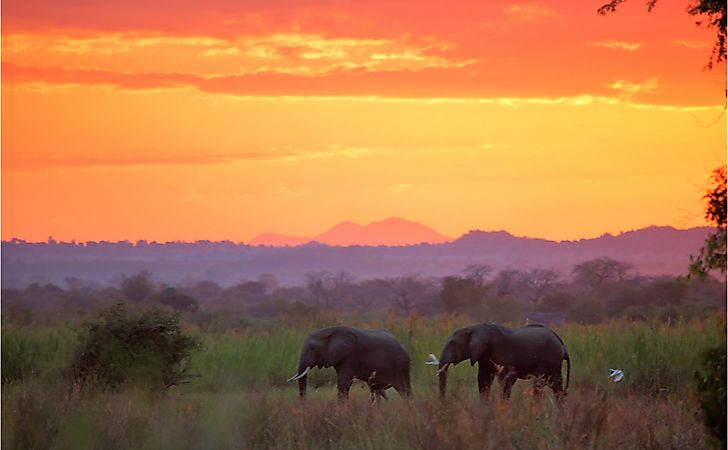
[3,32,474,77]
[591,40,642,51]
[609,78,660,96]
[4,145,381,170]
[672,40,710,50]
[389,183,414,194]
[504,4,558,21]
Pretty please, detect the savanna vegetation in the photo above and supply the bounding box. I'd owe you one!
[2,301,725,449]
[3,256,726,325]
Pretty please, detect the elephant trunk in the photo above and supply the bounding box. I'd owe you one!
[438,365,448,397]
[296,361,310,398]
[298,373,307,398]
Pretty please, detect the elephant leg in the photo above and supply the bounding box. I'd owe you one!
[477,364,495,398]
[369,388,385,404]
[369,382,389,403]
[501,371,517,399]
[548,372,566,406]
[336,370,354,402]
[398,367,412,398]
[393,381,410,398]
[531,375,546,400]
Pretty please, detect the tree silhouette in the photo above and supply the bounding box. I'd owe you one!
[690,166,727,276]
[572,257,633,289]
[598,0,726,68]
[598,2,726,277]
[304,271,354,309]
[120,270,156,303]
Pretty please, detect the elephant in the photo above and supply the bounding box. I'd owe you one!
[437,323,570,400]
[287,326,412,401]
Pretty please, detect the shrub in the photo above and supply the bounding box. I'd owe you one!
[158,288,200,312]
[71,302,200,391]
[695,341,727,448]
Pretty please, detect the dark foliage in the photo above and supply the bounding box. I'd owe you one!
[437,276,487,313]
[71,302,200,391]
[695,336,727,448]
[691,166,727,277]
[598,0,726,68]
[158,287,200,312]
[120,270,157,303]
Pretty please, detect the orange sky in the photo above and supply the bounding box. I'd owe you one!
[2,0,726,243]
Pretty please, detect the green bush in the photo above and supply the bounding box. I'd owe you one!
[71,302,200,391]
[695,341,727,448]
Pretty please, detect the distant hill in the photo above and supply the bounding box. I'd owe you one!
[1,225,714,288]
[250,217,451,246]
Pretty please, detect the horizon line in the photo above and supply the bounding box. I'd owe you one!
[2,224,712,247]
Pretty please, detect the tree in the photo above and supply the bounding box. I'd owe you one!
[491,268,525,297]
[158,287,199,312]
[690,165,727,277]
[384,274,435,315]
[304,271,354,309]
[438,276,487,313]
[695,340,727,448]
[572,257,633,289]
[461,264,493,287]
[535,291,577,313]
[71,302,200,391]
[520,268,561,304]
[598,0,726,68]
[120,270,157,303]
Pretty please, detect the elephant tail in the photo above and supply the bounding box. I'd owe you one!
[563,351,570,392]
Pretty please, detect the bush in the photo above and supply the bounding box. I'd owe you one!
[158,288,200,312]
[567,297,604,324]
[71,302,200,391]
[695,340,727,448]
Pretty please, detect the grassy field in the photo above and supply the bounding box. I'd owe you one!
[2,313,724,449]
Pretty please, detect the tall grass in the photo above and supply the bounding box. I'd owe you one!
[2,315,724,449]
[1,385,709,449]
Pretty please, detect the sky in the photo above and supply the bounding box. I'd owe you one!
[2,0,726,243]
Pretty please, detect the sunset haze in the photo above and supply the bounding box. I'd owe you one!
[2,0,726,243]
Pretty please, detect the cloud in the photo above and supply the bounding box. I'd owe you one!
[504,4,558,21]
[672,40,710,50]
[591,40,642,51]
[609,78,660,96]
[4,62,721,111]
[4,146,380,171]
[3,32,473,77]
[389,183,414,194]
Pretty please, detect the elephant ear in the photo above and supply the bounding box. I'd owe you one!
[323,330,358,368]
[469,326,499,365]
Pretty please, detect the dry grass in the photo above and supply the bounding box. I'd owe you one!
[2,383,709,449]
[2,316,722,449]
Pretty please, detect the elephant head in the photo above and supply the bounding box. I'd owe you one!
[437,324,503,395]
[287,327,358,398]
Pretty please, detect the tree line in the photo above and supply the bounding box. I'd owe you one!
[2,257,724,326]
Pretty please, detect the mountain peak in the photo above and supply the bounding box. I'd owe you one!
[319,218,450,246]
[250,218,451,247]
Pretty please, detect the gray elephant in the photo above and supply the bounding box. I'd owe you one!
[437,323,569,400]
[288,326,412,401]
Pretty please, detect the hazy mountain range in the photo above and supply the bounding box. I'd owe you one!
[250,218,450,246]
[1,221,714,288]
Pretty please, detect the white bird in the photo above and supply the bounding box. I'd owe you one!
[425,353,440,365]
[608,368,624,383]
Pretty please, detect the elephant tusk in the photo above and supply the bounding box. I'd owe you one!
[437,363,450,374]
[287,366,311,382]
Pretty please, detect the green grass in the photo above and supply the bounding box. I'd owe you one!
[2,315,724,449]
